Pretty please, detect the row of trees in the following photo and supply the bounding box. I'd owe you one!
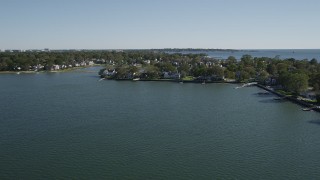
[0,50,179,71]
[224,55,320,94]
[105,52,320,95]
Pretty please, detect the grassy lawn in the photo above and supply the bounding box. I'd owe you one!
[300,98,317,103]
[275,89,318,103]
[182,76,194,81]
[276,90,293,96]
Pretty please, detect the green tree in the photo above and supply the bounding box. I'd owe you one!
[178,63,190,75]
[257,71,269,83]
[236,71,250,82]
[207,65,224,77]
[143,65,160,79]
[224,70,235,79]
[310,73,320,92]
[276,63,288,74]
[310,58,318,66]
[256,58,267,72]
[158,62,176,72]
[267,64,277,76]
[280,72,308,94]
[226,56,237,65]
[240,54,253,66]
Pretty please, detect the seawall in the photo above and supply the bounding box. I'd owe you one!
[255,84,320,112]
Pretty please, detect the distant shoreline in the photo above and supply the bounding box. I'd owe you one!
[106,78,238,84]
[0,65,102,74]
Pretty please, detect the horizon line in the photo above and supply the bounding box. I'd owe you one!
[1,48,320,51]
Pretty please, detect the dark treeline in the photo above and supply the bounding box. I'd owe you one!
[0,50,170,71]
[1,50,320,98]
[0,50,115,71]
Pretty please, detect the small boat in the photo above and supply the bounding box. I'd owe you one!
[302,108,313,111]
[132,78,140,81]
[201,81,206,85]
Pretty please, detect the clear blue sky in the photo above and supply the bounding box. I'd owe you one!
[1,0,319,49]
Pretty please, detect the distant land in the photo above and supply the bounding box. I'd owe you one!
[0,48,240,52]
[1,48,319,53]
[155,48,241,52]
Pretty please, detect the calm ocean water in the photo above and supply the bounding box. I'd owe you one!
[169,49,320,60]
[1,66,320,179]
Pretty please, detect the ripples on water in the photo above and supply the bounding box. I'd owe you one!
[0,67,320,179]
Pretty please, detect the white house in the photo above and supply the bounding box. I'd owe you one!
[144,60,151,64]
[103,69,116,76]
[52,65,60,70]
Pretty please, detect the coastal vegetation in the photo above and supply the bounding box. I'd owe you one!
[1,49,320,104]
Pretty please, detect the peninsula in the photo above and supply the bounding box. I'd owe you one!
[1,49,320,107]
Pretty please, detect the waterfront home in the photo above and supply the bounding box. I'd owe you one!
[163,72,181,79]
[31,64,44,71]
[265,77,278,85]
[205,62,212,67]
[103,69,116,76]
[143,60,151,64]
[210,74,224,81]
[80,62,87,66]
[51,65,60,70]
[95,59,106,63]
[300,90,317,100]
